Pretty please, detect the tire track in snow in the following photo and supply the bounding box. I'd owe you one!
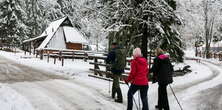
[194,84,222,110]
[53,80,124,110]
[35,81,85,110]
[0,56,66,83]
[9,79,124,110]
[36,80,111,110]
[182,60,222,110]
[0,55,125,110]
[9,82,65,110]
[169,61,219,93]
[155,60,221,110]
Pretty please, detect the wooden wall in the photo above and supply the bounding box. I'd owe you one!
[66,43,82,50]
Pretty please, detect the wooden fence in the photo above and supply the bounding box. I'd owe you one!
[197,51,222,61]
[88,55,156,81]
[88,55,132,81]
[24,48,106,66]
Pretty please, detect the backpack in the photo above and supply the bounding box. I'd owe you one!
[112,48,126,71]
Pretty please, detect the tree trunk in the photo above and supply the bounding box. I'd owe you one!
[204,0,209,59]
[195,46,198,57]
[141,24,148,59]
[205,44,210,58]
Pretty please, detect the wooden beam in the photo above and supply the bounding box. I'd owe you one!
[88,74,125,84]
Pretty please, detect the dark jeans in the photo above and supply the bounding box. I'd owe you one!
[127,84,149,110]
[112,74,122,100]
[158,84,169,110]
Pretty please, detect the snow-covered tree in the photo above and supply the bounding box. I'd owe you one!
[0,0,28,45]
[202,0,222,58]
[24,0,45,38]
[102,0,184,62]
[176,0,222,57]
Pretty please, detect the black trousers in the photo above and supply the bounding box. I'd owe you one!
[158,84,169,110]
[127,84,149,110]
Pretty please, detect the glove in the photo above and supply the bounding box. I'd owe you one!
[124,79,129,85]
[152,77,157,84]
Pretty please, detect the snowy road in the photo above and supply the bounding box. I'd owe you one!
[0,57,66,83]
[193,84,222,110]
[181,60,222,110]
[9,80,123,110]
[1,51,222,110]
[0,56,123,110]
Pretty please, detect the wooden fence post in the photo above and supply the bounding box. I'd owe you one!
[33,47,36,55]
[84,52,88,62]
[72,51,75,61]
[54,57,56,64]
[14,47,16,54]
[59,51,62,61]
[24,44,27,55]
[36,50,38,58]
[40,50,43,60]
[219,53,222,61]
[94,58,100,75]
[62,57,64,66]
[29,42,31,55]
[47,51,50,63]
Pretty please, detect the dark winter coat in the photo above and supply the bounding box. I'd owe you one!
[126,57,149,85]
[151,54,173,85]
[106,47,126,75]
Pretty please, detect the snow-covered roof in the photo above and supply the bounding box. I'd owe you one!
[63,26,88,44]
[23,35,47,43]
[37,17,68,49]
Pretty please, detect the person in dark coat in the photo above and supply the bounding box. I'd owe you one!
[125,48,149,110]
[151,48,173,110]
[106,42,126,103]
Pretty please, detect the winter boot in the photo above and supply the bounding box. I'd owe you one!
[115,99,123,103]
[115,88,123,103]
[112,88,116,99]
[155,105,162,110]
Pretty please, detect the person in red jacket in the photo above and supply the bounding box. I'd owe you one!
[125,48,149,110]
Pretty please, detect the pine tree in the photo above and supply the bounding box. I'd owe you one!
[0,0,28,45]
[25,0,43,38]
[56,0,83,29]
[102,0,184,62]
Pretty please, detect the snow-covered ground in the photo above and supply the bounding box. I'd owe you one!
[0,51,91,78]
[0,50,222,110]
[0,84,35,110]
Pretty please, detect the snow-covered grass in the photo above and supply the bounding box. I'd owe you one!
[0,51,91,78]
[172,60,212,87]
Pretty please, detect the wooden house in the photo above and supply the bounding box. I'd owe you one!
[23,16,88,53]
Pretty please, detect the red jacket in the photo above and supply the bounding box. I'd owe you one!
[126,57,149,85]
